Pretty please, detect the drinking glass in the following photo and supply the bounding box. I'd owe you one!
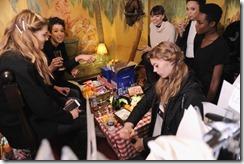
[53,50,65,71]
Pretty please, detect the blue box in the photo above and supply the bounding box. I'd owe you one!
[111,65,136,95]
[101,66,113,82]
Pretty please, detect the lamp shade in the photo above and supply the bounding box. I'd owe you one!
[97,43,108,55]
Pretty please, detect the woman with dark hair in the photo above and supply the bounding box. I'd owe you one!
[176,0,206,69]
[43,17,95,107]
[119,41,206,159]
[140,5,176,91]
[194,3,229,103]
[0,10,87,159]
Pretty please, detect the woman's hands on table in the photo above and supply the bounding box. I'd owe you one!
[75,54,96,63]
[118,122,145,152]
[118,122,135,139]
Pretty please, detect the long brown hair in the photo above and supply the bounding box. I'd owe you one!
[148,41,188,107]
[0,9,52,85]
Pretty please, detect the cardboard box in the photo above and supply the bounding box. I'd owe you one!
[111,64,136,95]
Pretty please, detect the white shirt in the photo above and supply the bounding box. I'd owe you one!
[186,21,197,58]
[152,104,165,137]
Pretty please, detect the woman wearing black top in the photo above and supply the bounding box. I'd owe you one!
[43,17,95,106]
[176,0,206,69]
[118,42,206,159]
[0,10,87,159]
[194,3,229,103]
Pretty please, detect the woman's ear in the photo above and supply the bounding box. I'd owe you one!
[162,14,165,20]
[209,21,216,28]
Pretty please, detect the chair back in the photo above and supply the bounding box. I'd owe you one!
[0,70,37,155]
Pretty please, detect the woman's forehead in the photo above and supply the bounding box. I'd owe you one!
[52,24,64,30]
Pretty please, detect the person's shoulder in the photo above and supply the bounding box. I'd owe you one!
[165,21,175,29]
[43,40,52,49]
[215,36,230,51]
[182,72,203,92]
[1,50,23,61]
[149,22,154,29]
[0,50,30,70]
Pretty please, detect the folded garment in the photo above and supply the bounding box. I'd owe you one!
[146,136,215,160]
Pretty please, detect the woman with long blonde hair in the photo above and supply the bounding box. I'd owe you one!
[0,9,51,84]
[118,41,206,159]
[0,9,86,159]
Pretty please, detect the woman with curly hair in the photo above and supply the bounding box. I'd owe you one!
[118,41,206,159]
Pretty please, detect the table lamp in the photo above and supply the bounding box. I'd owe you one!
[97,43,108,56]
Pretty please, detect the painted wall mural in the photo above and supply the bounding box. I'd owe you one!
[0,0,240,79]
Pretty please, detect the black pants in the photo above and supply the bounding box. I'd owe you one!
[53,81,86,109]
[52,114,87,160]
[61,81,85,105]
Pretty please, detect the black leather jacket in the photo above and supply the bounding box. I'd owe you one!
[126,72,206,153]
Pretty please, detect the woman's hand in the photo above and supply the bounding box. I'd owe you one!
[53,85,70,96]
[176,18,189,37]
[133,136,144,152]
[176,22,185,37]
[71,68,79,78]
[118,122,135,140]
[65,99,81,119]
[69,108,80,119]
[142,46,152,53]
[75,54,96,63]
[49,57,64,72]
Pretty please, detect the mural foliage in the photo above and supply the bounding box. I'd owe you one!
[2,0,241,79]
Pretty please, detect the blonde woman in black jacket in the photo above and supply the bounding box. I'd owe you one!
[0,9,86,159]
[118,41,206,159]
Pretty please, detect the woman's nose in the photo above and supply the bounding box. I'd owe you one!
[58,31,64,36]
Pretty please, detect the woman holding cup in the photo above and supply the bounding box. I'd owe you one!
[176,0,206,69]
[43,17,95,107]
[53,50,65,71]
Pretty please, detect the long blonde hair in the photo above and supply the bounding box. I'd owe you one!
[0,9,52,85]
[148,41,188,108]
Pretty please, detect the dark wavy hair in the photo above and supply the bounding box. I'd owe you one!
[48,17,65,32]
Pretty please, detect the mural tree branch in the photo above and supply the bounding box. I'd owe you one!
[93,0,104,43]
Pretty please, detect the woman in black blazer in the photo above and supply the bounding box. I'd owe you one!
[176,0,206,69]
